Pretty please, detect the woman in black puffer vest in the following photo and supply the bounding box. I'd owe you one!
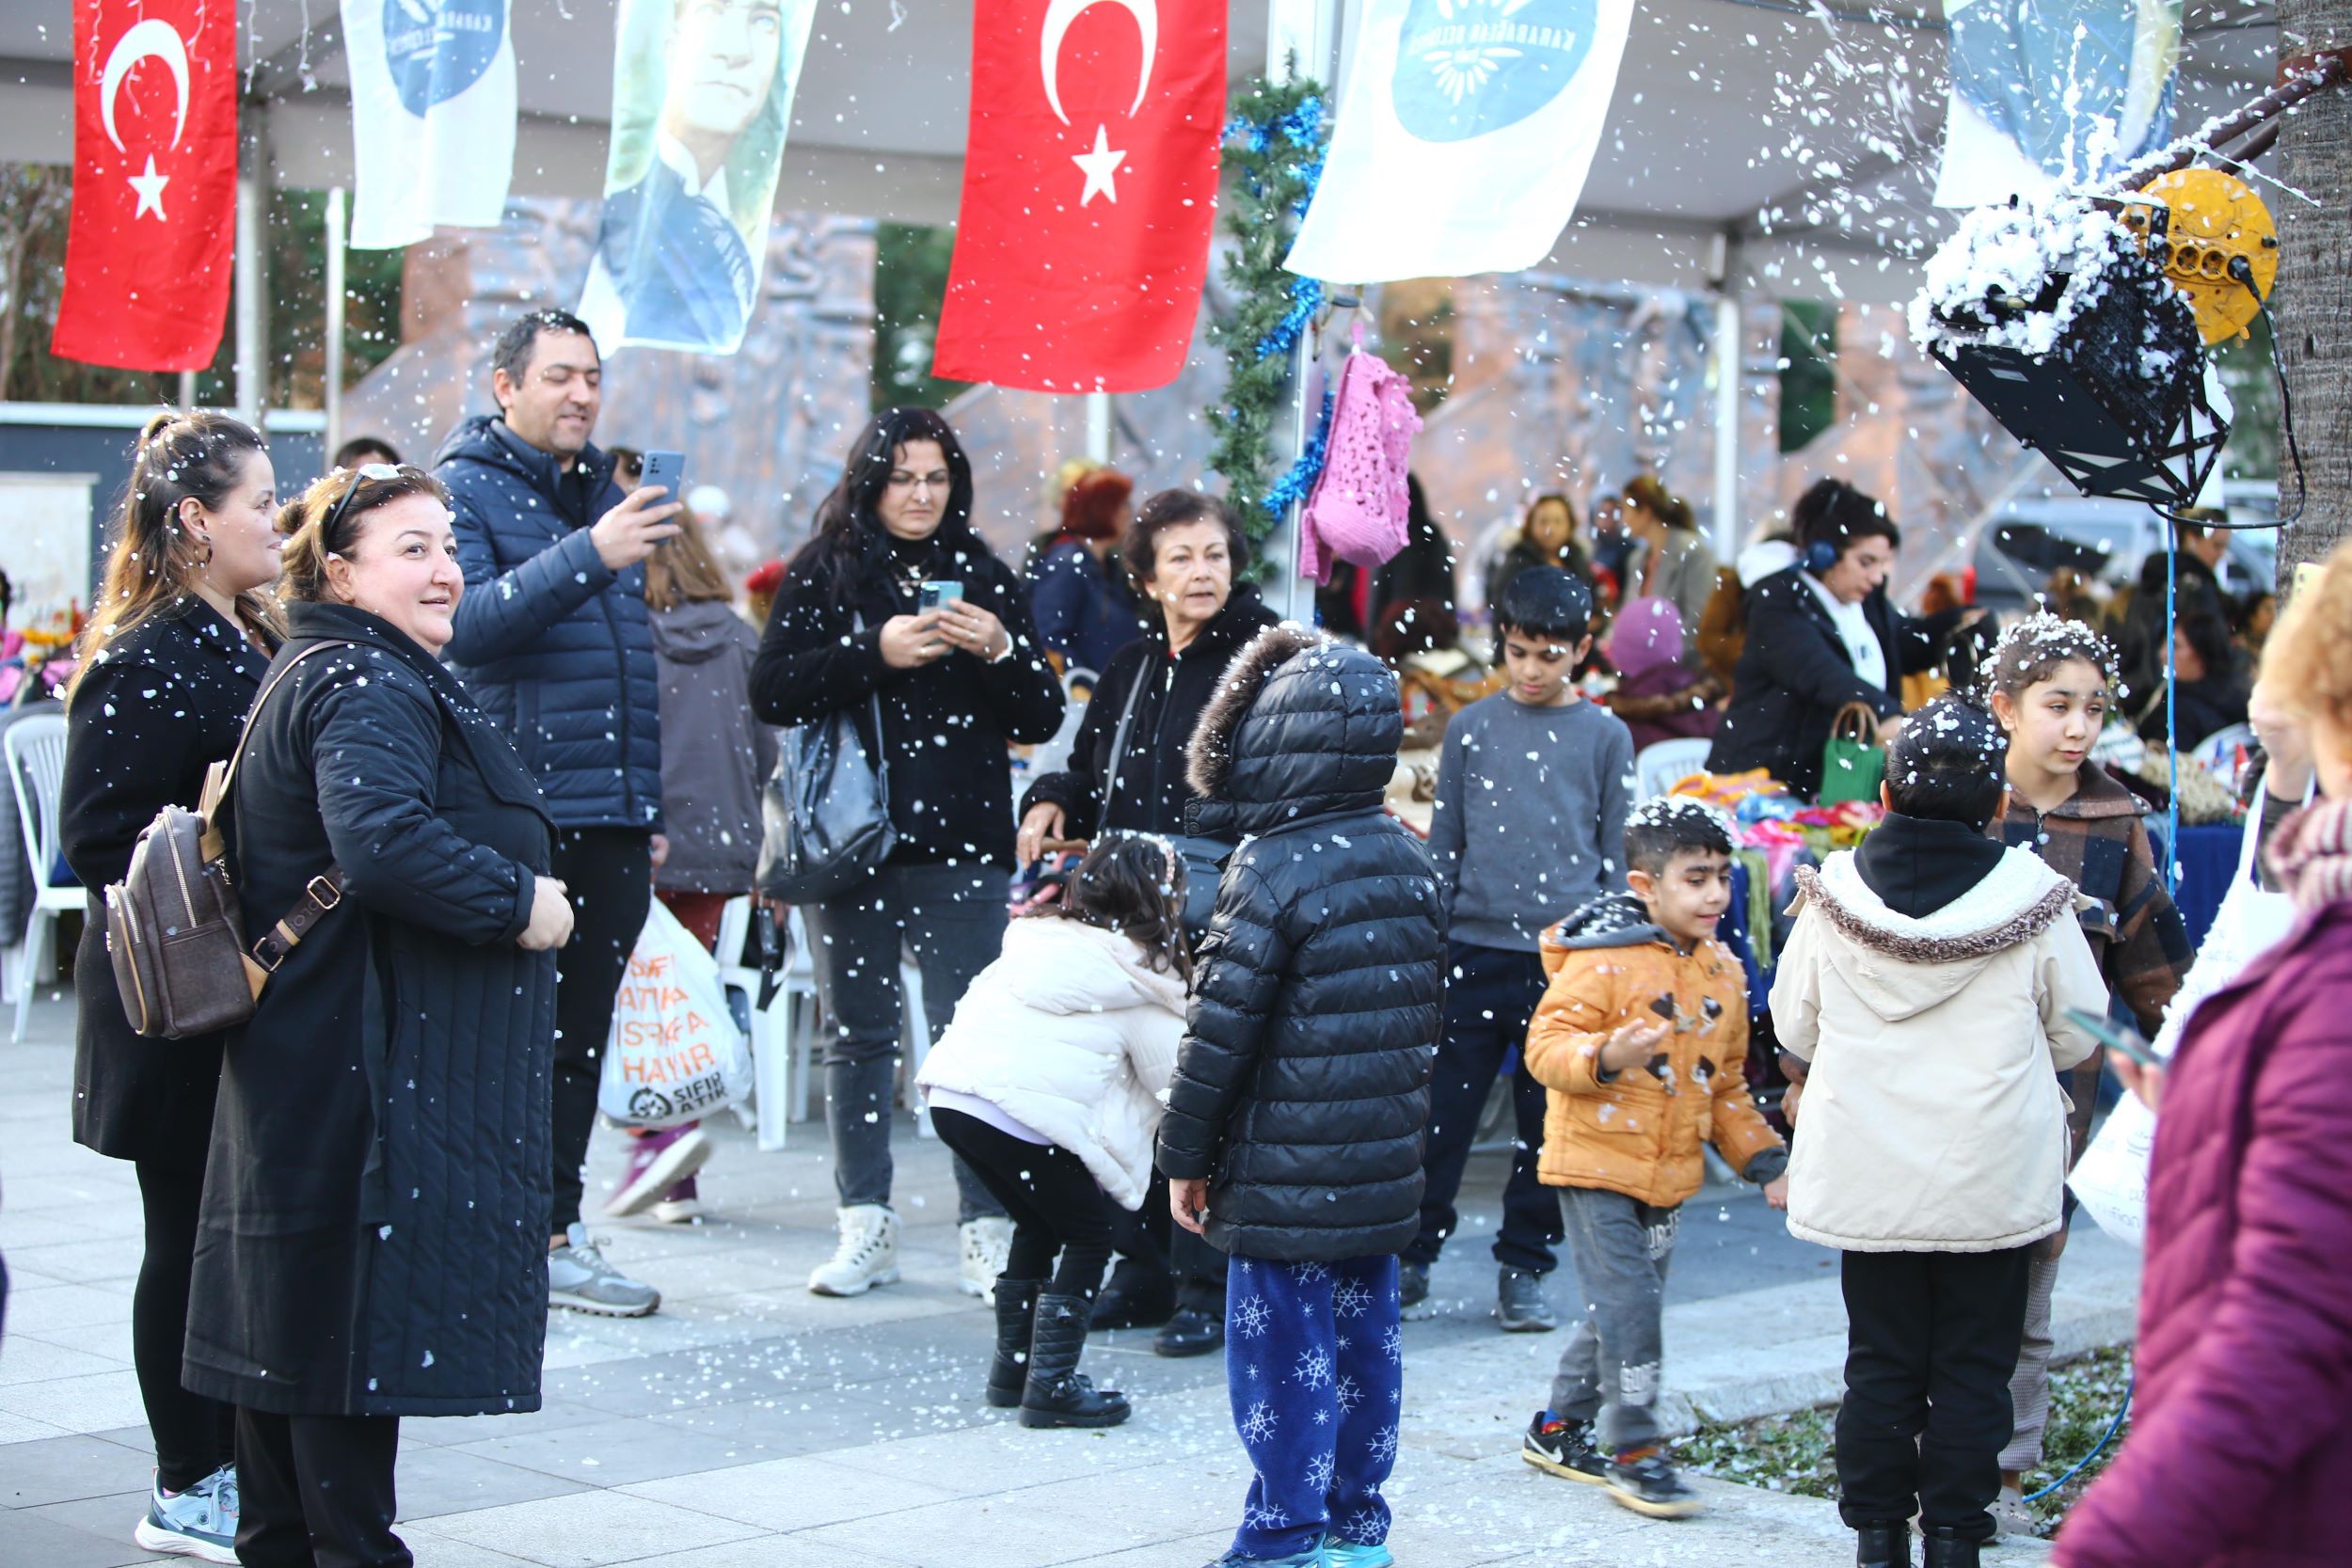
[1157,625,1443,1566]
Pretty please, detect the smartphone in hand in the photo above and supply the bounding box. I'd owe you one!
[640,450,687,505]
[918,579,965,611]
[2062,1006,2163,1068]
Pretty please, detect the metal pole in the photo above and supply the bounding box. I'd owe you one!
[1264,0,1341,626]
[177,370,197,411]
[1712,290,1743,564]
[1085,390,1112,466]
[234,116,270,430]
[325,186,348,463]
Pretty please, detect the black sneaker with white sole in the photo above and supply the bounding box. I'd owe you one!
[1605,1448,1702,1518]
[1520,1411,1608,1483]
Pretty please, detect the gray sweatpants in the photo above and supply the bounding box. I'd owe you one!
[1999,1248,2063,1473]
[1549,1187,1679,1452]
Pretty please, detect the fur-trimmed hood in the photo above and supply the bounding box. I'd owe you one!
[1183,623,1404,838]
[1791,846,2079,1022]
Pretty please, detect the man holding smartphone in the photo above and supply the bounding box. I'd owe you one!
[436,309,685,1317]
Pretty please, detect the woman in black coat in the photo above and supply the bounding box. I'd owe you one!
[59,411,282,1560]
[183,466,572,1566]
[1013,490,1278,1352]
[1709,479,1977,798]
[750,407,1064,1301]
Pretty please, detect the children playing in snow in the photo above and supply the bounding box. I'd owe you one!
[1415,567,1635,1327]
[1773,696,2107,1568]
[916,834,1191,1429]
[1517,796,1788,1519]
[1155,626,1443,1568]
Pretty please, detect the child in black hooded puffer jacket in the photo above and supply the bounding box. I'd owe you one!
[1157,625,1445,1568]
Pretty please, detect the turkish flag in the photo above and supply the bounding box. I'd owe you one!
[54,0,238,372]
[931,0,1225,393]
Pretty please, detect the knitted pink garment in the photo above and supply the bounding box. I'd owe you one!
[1299,341,1422,585]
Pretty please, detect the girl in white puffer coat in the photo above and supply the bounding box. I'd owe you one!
[917,834,1190,1430]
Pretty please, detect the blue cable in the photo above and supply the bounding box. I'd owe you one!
[2163,517,2179,891]
[2022,1375,2135,1502]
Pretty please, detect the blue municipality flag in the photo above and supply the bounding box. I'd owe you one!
[1934,0,2182,207]
[341,0,516,247]
[1287,0,1635,282]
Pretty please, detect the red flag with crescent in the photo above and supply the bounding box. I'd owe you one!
[931,0,1225,392]
[55,0,238,371]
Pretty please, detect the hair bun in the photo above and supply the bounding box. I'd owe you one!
[137,410,182,448]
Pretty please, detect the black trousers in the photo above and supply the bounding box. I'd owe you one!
[234,1408,406,1568]
[135,1142,236,1491]
[1109,1171,1229,1311]
[1836,1246,2034,1542]
[548,827,654,1233]
[1406,943,1560,1273]
[931,1107,1120,1301]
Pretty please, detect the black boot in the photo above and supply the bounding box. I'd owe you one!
[986,1278,1042,1409]
[1019,1292,1131,1429]
[1090,1264,1176,1331]
[1920,1528,1978,1568]
[1152,1306,1225,1358]
[1855,1522,1912,1568]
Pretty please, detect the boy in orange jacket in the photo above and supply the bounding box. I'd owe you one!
[1517,797,1788,1519]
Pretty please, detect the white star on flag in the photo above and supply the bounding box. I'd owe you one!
[127,154,169,220]
[1071,124,1126,206]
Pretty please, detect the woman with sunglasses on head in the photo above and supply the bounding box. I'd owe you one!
[181,465,571,1568]
[58,412,282,1563]
[750,408,1065,1301]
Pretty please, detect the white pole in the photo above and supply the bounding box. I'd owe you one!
[1712,289,1742,565]
[234,126,269,430]
[1085,390,1112,465]
[1264,0,1342,626]
[325,186,348,464]
[178,370,197,411]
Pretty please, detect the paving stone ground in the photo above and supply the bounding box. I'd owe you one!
[0,993,2135,1567]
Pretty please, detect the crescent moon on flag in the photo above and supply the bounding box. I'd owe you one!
[100,19,192,152]
[1039,0,1157,126]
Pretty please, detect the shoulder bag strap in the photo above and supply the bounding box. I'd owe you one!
[1099,657,1152,826]
[853,610,890,800]
[199,640,362,857]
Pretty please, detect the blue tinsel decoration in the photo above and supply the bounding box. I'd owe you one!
[1255,277,1326,362]
[1263,387,1337,523]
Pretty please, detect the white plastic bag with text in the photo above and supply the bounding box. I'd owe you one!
[597,900,752,1129]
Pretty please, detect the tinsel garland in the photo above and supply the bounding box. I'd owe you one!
[1206,73,1331,565]
[1262,387,1335,525]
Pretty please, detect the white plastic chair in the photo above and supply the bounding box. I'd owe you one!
[772,905,938,1144]
[1634,737,1714,802]
[7,712,81,1043]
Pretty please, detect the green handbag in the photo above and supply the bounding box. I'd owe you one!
[1818,702,1888,805]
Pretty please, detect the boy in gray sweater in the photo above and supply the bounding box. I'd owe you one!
[1408,567,1635,1329]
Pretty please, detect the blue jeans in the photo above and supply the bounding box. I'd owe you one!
[1405,942,1561,1274]
[1225,1254,1404,1560]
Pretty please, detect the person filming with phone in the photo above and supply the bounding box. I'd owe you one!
[751,407,1064,1301]
[435,308,682,1320]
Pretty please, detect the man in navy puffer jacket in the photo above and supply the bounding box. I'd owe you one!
[437,308,684,1318]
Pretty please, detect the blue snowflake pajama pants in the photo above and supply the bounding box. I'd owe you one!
[1224,1254,1404,1561]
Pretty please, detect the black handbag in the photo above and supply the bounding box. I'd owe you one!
[758,617,897,904]
[1102,665,1230,938]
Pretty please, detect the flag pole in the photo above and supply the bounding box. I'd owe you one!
[234,114,271,432]
[325,187,348,465]
[1710,232,1744,566]
[1264,0,1342,626]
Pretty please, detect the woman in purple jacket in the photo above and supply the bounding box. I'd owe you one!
[2055,546,2352,1568]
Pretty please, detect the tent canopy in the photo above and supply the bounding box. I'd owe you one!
[0,0,2279,305]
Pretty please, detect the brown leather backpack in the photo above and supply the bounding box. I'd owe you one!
[103,641,355,1038]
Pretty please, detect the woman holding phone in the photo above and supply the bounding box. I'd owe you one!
[750,407,1065,1301]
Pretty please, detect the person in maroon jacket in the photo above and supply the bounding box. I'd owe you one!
[2055,547,2352,1568]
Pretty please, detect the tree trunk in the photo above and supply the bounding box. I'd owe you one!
[2273,0,2352,585]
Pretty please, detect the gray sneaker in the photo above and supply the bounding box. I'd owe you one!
[548,1222,660,1317]
[1496,1267,1558,1332]
[134,1465,239,1564]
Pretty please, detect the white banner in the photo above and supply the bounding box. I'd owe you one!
[341,0,516,249]
[1286,0,1634,284]
[1934,0,2181,209]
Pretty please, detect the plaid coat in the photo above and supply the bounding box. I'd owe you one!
[1990,761,2194,1145]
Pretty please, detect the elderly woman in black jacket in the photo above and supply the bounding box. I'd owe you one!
[183,466,572,1567]
[1015,490,1279,1352]
[1709,479,1979,798]
[1158,626,1443,1568]
[59,411,281,1563]
[750,407,1064,1302]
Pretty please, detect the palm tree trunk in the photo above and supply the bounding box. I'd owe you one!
[2273,0,2352,581]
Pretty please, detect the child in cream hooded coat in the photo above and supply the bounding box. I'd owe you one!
[1771,699,2107,1568]
[916,835,1190,1431]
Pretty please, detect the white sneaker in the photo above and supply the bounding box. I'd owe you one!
[809,1204,900,1296]
[134,1465,239,1564]
[648,1196,704,1225]
[960,1214,1014,1301]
